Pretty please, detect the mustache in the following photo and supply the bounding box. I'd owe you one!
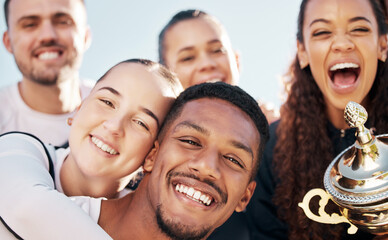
[32,40,66,53]
[168,171,228,204]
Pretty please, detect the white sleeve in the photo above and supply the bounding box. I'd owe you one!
[0,132,112,240]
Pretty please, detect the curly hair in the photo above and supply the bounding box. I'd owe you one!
[272,0,388,239]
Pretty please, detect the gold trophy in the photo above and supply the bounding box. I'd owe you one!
[298,101,388,235]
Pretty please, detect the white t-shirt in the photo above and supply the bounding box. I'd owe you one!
[0,80,94,147]
[0,132,111,240]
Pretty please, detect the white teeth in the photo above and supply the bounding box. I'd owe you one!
[200,195,206,201]
[330,62,359,71]
[207,78,222,83]
[193,191,201,200]
[187,187,195,197]
[38,52,59,60]
[91,136,118,155]
[175,184,213,206]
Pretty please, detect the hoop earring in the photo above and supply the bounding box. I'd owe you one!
[67,117,73,126]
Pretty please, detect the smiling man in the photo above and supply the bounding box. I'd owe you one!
[0,0,92,146]
[98,82,269,240]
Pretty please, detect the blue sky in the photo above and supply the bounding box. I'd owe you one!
[0,0,302,108]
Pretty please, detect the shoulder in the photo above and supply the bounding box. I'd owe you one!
[0,83,20,101]
[0,132,53,169]
[0,83,23,125]
[263,120,280,155]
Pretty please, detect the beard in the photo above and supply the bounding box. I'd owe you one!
[15,41,81,86]
[156,205,211,240]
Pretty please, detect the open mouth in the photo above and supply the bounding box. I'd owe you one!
[35,49,64,60]
[174,183,214,206]
[206,78,223,83]
[91,136,119,155]
[328,62,360,89]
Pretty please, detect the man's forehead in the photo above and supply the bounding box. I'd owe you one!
[172,98,243,128]
[8,0,86,21]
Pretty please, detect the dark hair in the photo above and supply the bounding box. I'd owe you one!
[96,58,183,98]
[4,0,86,27]
[158,82,269,181]
[275,0,388,239]
[297,0,387,43]
[158,9,217,65]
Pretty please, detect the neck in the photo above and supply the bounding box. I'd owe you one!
[19,75,82,114]
[325,103,349,130]
[60,154,122,199]
[99,177,171,240]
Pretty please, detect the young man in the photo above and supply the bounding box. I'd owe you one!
[1,0,92,146]
[98,82,269,239]
[0,82,269,240]
[158,10,277,239]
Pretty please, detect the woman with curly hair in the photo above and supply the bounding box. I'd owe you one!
[246,0,388,239]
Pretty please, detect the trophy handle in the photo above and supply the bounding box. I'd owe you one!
[298,188,358,234]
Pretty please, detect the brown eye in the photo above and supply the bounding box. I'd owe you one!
[352,27,369,33]
[179,138,201,147]
[224,155,244,169]
[100,99,115,108]
[180,56,195,62]
[312,30,331,37]
[134,120,149,131]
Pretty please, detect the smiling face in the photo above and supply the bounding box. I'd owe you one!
[297,0,387,114]
[3,0,90,85]
[68,62,176,182]
[163,17,239,89]
[143,98,258,239]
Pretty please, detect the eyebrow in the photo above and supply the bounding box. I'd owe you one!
[177,39,222,54]
[97,86,121,96]
[229,140,254,164]
[349,16,371,24]
[309,16,371,27]
[174,121,209,135]
[141,107,160,128]
[17,12,71,23]
[17,15,40,24]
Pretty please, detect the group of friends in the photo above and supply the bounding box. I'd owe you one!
[1,0,388,239]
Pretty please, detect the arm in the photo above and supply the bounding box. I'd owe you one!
[0,132,112,240]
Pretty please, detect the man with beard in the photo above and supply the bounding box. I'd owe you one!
[1,0,92,146]
[98,82,269,240]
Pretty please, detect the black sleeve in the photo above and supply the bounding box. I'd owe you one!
[246,121,288,240]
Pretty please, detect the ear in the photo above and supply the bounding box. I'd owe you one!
[297,40,309,69]
[83,26,92,51]
[143,140,159,172]
[234,181,256,212]
[3,31,13,54]
[378,34,388,62]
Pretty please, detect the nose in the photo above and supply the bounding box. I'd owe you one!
[198,53,217,72]
[331,34,355,53]
[188,147,221,180]
[102,115,125,137]
[38,20,58,44]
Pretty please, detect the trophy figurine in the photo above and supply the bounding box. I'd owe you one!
[298,101,388,235]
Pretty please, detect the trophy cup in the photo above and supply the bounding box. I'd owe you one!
[298,101,388,235]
